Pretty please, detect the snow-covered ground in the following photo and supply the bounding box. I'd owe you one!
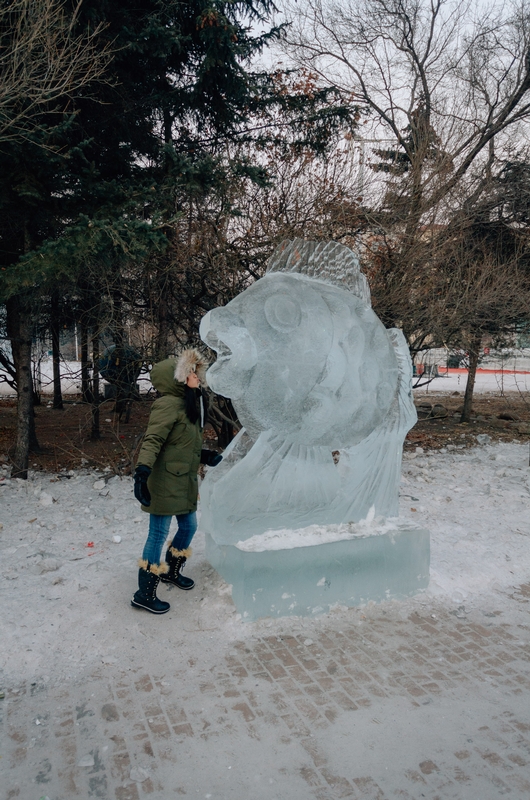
[2,357,530,396]
[1,440,529,686]
[400,441,530,602]
[414,369,530,394]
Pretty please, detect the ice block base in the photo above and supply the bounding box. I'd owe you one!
[205,527,430,621]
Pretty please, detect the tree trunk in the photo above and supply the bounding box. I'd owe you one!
[156,294,171,361]
[51,292,63,410]
[6,296,35,479]
[112,290,125,349]
[80,320,92,402]
[460,333,482,423]
[29,390,39,452]
[91,331,100,440]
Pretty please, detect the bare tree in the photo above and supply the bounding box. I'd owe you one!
[0,0,110,146]
[429,220,530,420]
[282,0,530,406]
[282,0,530,225]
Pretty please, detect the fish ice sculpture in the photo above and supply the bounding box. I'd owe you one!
[199,239,417,545]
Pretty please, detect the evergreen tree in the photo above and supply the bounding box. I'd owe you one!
[0,0,357,477]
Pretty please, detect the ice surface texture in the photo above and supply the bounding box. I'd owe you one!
[206,527,430,620]
[200,239,417,545]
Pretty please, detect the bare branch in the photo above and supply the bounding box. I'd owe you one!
[0,0,111,145]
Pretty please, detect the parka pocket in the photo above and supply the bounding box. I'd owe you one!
[165,461,191,477]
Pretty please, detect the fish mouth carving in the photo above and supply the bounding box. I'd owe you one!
[199,310,258,387]
[206,331,233,364]
[209,325,257,372]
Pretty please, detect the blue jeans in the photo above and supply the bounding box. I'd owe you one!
[141,512,197,565]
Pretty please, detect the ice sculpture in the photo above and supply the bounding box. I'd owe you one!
[199,239,417,544]
[199,239,428,618]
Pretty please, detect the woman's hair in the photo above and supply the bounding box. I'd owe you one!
[184,386,208,426]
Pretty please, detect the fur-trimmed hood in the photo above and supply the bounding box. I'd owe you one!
[148,352,209,402]
[175,348,209,386]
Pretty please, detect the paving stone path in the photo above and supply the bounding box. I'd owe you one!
[3,601,530,800]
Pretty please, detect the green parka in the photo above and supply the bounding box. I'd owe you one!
[136,358,204,515]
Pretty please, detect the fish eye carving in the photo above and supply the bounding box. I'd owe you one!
[264,294,302,331]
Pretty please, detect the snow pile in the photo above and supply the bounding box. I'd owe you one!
[236,510,421,552]
[399,441,530,603]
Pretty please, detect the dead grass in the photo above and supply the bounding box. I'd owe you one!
[404,392,530,451]
[0,396,218,474]
[0,391,528,473]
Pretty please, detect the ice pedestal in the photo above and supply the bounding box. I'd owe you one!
[205,523,430,621]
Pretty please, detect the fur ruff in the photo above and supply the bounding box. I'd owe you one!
[175,348,209,386]
[138,558,169,576]
[168,546,192,559]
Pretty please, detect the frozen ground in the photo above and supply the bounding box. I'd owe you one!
[2,441,530,800]
[1,439,529,686]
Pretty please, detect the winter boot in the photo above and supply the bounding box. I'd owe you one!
[160,546,194,590]
[131,560,170,614]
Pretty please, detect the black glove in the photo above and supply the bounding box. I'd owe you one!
[134,465,152,506]
[200,449,223,467]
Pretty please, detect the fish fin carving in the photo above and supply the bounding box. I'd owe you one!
[267,239,371,305]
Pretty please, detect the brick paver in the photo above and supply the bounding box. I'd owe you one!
[2,600,530,799]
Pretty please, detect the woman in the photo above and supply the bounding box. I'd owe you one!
[131,348,221,614]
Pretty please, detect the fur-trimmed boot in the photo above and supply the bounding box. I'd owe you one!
[160,547,194,591]
[131,560,170,614]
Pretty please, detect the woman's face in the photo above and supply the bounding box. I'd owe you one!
[186,372,200,389]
